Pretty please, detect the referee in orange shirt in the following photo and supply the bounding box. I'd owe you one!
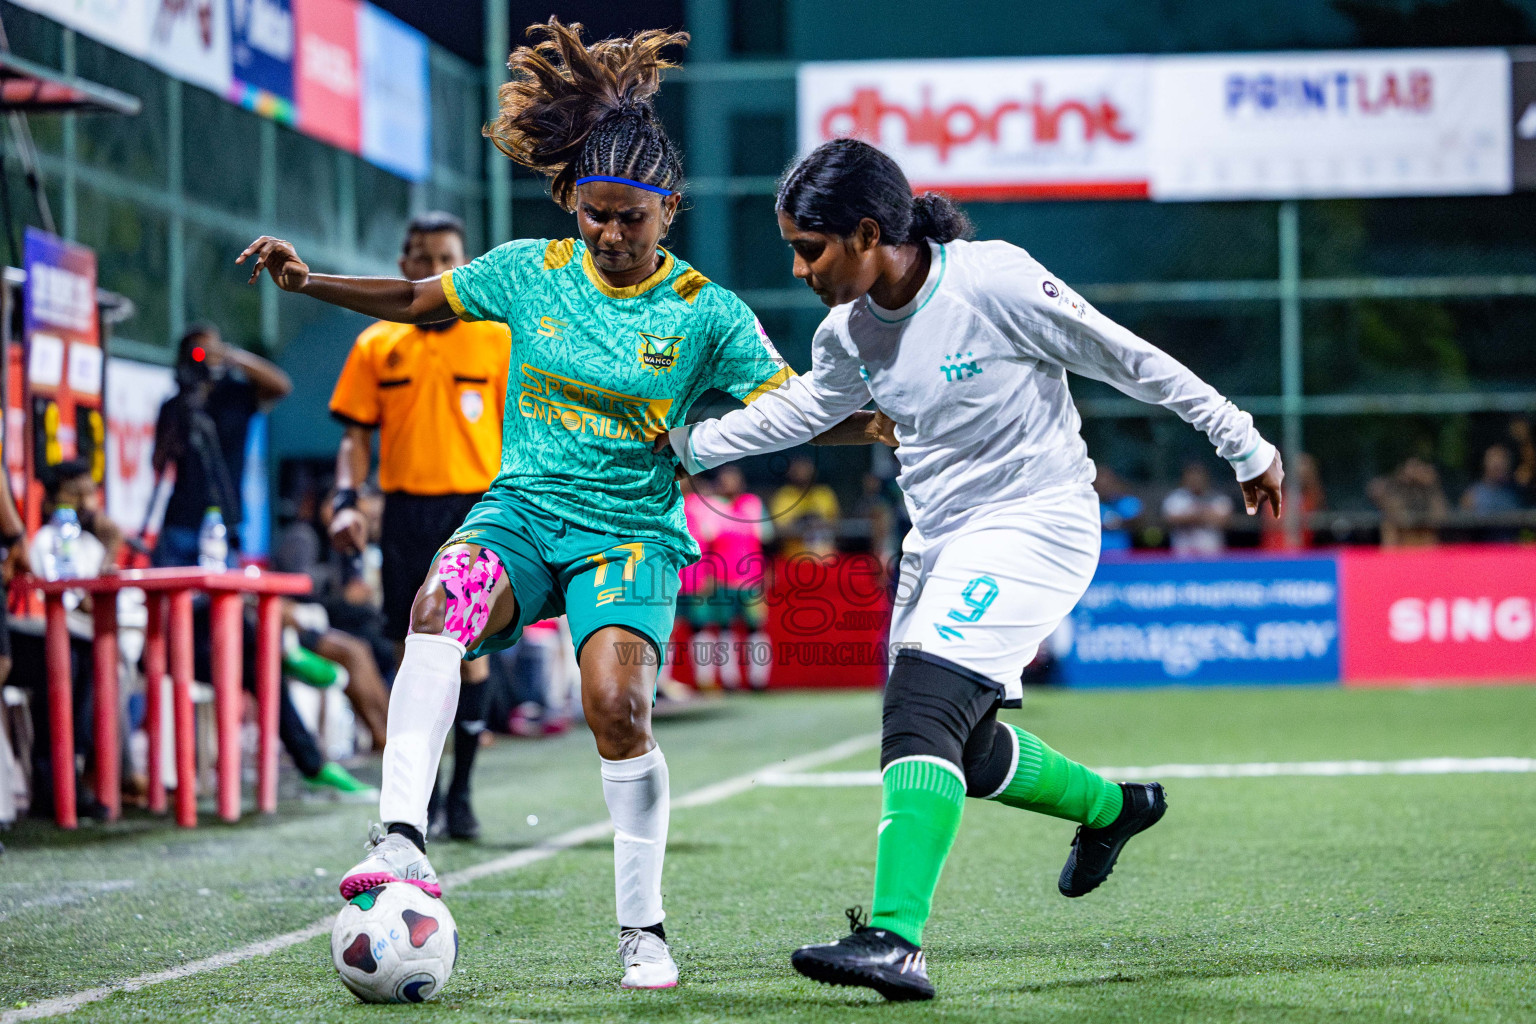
[328,212,511,840]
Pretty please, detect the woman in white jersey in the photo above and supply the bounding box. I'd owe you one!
[666,139,1285,1001]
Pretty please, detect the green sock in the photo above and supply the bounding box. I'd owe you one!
[868,757,965,947]
[991,725,1123,828]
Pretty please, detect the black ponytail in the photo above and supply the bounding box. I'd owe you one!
[776,138,973,246]
[908,192,972,246]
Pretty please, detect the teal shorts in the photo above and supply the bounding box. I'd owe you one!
[443,492,687,663]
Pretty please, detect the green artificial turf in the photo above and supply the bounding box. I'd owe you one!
[4,685,1534,1023]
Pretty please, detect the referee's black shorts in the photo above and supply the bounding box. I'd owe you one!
[380,491,483,643]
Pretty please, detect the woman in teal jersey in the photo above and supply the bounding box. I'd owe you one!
[241,19,874,989]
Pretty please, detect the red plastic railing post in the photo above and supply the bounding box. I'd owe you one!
[91,595,120,821]
[44,593,76,829]
[168,589,197,827]
[143,593,167,814]
[208,591,244,822]
[254,593,282,814]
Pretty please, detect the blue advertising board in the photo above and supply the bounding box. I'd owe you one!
[358,2,430,181]
[1056,555,1340,686]
[230,0,296,122]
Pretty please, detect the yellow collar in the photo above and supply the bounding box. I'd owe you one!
[582,247,675,300]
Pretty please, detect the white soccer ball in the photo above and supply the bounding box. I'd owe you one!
[331,882,459,1003]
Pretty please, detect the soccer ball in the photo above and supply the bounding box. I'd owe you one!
[331,882,458,1003]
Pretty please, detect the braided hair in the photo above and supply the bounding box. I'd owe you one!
[488,18,688,211]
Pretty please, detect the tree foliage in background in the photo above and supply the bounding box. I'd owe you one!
[1332,0,1536,46]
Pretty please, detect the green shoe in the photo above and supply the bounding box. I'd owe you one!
[304,762,378,804]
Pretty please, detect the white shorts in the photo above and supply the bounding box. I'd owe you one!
[888,484,1101,704]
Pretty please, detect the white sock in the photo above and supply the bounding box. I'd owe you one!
[719,628,742,689]
[692,629,718,688]
[379,633,464,835]
[747,629,771,689]
[601,745,670,928]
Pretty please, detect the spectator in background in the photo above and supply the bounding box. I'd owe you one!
[770,456,840,560]
[1461,444,1521,542]
[701,465,772,691]
[677,473,722,690]
[0,454,27,828]
[1369,456,1449,547]
[151,326,292,567]
[32,459,118,582]
[1094,468,1144,557]
[17,460,110,817]
[1506,417,1536,506]
[853,472,900,566]
[1261,452,1325,549]
[1162,462,1232,556]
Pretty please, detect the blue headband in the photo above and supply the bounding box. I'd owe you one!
[575,175,674,196]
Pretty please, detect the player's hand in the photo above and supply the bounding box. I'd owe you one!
[870,410,899,448]
[237,236,310,292]
[1241,452,1284,518]
[329,508,369,555]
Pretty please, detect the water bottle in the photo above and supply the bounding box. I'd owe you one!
[198,507,228,571]
[49,506,81,581]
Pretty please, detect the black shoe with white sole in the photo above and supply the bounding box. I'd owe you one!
[790,908,935,1002]
[1058,782,1167,898]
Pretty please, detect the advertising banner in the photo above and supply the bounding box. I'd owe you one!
[1339,546,1536,685]
[24,228,98,474]
[230,0,295,121]
[1149,49,1511,200]
[104,357,176,533]
[1513,57,1536,191]
[294,0,360,154]
[8,0,150,57]
[1056,555,1340,687]
[798,57,1152,200]
[145,0,233,96]
[357,2,429,181]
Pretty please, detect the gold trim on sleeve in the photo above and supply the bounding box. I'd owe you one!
[440,270,480,321]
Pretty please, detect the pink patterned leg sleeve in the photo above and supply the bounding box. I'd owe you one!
[429,547,506,648]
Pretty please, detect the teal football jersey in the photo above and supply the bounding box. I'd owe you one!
[443,237,792,558]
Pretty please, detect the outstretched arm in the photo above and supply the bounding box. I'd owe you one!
[237,236,453,325]
[994,272,1283,517]
[1066,326,1284,517]
[666,325,874,473]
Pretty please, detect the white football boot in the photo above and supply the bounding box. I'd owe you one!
[339,823,441,900]
[619,928,679,989]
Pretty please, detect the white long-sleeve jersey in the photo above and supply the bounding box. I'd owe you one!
[671,238,1275,540]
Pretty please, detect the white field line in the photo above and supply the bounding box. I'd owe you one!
[757,756,1536,788]
[2,731,879,1024]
